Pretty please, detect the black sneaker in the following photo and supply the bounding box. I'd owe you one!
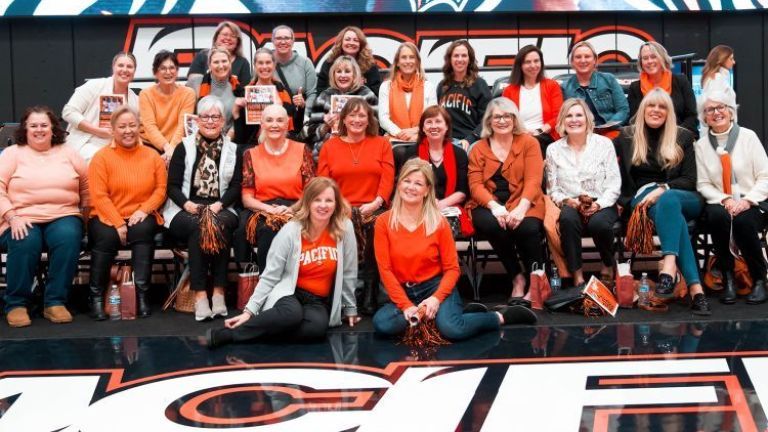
[655,273,676,299]
[691,294,712,316]
[499,305,538,325]
[463,302,489,313]
[206,327,233,349]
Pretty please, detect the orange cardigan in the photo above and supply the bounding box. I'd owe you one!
[467,134,545,220]
[502,78,563,140]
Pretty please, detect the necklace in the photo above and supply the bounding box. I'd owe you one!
[264,140,288,156]
[347,139,365,165]
[429,148,444,165]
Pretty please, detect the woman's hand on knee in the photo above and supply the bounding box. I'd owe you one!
[640,188,665,207]
[418,296,440,320]
[127,210,148,227]
[9,216,33,240]
[225,311,251,329]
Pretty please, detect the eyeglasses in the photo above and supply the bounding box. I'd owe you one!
[704,104,728,115]
[199,114,223,122]
[158,66,177,73]
[492,114,514,123]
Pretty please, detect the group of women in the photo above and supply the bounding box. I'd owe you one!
[2,24,762,343]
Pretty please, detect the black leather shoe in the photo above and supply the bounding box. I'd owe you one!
[506,296,532,308]
[136,290,151,318]
[655,273,675,299]
[132,243,155,318]
[463,302,489,313]
[498,305,538,325]
[89,250,113,321]
[89,291,107,321]
[691,293,712,316]
[720,270,737,304]
[206,327,233,349]
[747,279,767,305]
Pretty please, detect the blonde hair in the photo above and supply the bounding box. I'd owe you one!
[329,55,363,92]
[211,21,244,58]
[480,97,527,139]
[389,159,443,236]
[292,177,351,241]
[568,41,597,63]
[555,98,594,137]
[701,45,734,87]
[630,88,682,170]
[637,41,672,73]
[389,42,425,81]
[207,47,232,65]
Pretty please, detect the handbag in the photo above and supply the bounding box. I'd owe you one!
[703,255,753,295]
[162,266,195,314]
[615,260,635,308]
[237,263,260,311]
[528,263,552,310]
[544,286,585,311]
[119,269,136,320]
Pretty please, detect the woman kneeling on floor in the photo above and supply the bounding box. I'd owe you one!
[372,158,537,341]
[207,177,360,347]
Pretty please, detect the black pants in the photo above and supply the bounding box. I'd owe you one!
[471,206,544,280]
[533,133,555,158]
[168,210,238,291]
[705,204,768,281]
[233,199,295,269]
[88,217,158,283]
[559,205,618,273]
[231,289,330,342]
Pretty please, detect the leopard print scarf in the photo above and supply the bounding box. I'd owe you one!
[193,134,223,199]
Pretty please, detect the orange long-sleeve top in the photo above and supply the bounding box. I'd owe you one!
[374,211,460,311]
[317,135,395,207]
[139,84,196,151]
[88,142,168,227]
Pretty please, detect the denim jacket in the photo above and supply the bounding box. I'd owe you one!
[561,71,629,126]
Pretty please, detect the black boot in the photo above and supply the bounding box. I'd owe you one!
[747,279,767,305]
[132,243,154,318]
[89,251,113,321]
[720,270,737,305]
[360,278,378,316]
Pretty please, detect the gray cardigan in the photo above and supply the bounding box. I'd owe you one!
[245,219,358,326]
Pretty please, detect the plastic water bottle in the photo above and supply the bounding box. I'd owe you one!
[638,272,650,308]
[108,284,121,320]
[550,265,562,293]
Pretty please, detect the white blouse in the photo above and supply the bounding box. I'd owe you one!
[545,133,621,209]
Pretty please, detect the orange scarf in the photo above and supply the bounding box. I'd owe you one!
[720,152,733,195]
[389,73,424,129]
[639,70,672,95]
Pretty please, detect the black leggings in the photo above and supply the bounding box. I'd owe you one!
[559,205,618,272]
[231,289,330,342]
[168,210,238,291]
[471,206,544,280]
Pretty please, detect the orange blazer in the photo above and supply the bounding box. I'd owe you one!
[467,133,545,220]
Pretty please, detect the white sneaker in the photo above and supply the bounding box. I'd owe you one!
[211,294,228,318]
[195,298,213,322]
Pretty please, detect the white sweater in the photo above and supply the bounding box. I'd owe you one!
[378,79,437,136]
[695,126,768,205]
[62,77,139,163]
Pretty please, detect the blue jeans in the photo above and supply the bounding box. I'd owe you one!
[1,216,83,312]
[373,275,499,341]
[631,188,702,285]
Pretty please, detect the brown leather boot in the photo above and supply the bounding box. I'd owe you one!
[7,307,31,328]
[43,305,73,324]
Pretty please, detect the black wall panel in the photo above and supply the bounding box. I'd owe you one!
[72,17,130,86]
[10,18,74,119]
[661,14,710,61]
[0,21,14,122]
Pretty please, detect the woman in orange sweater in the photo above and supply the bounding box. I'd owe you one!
[502,45,563,154]
[234,104,315,271]
[373,159,536,340]
[88,106,167,320]
[139,50,196,161]
[318,98,394,314]
[468,97,545,305]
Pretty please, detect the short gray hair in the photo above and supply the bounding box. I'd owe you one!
[272,25,294,39]
[480,97,527,139]
[197,95,225,116]
[699,87,738,125]
[257,104,289,144]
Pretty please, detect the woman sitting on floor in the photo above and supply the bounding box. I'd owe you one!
[372,158,537,341]
[206,177,359,347]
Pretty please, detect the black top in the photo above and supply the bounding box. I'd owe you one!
[404,144,469,200]
[437,78,492,143]
[491,166,511,204]
[187,49,252,85]
[167,138,243,208]
[627,74,699,139]
[613,125,698,209]
[315,58,382,99]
